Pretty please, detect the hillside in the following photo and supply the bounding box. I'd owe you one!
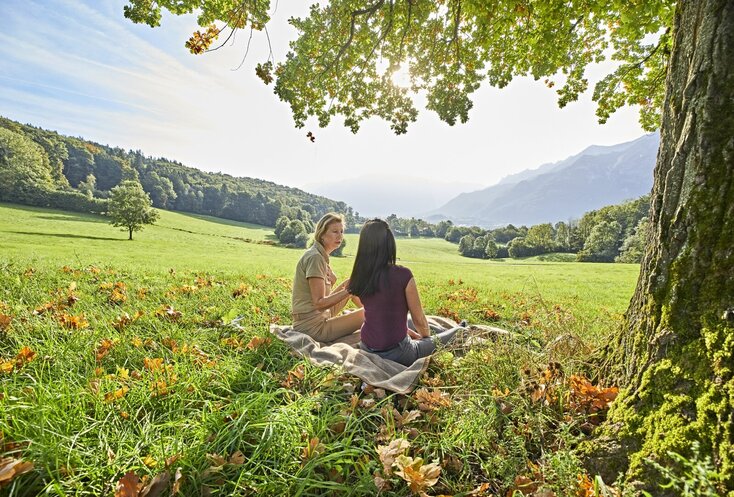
[0,116,354,228]
[431,132,659,227]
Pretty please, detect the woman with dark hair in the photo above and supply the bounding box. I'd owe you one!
[348,219,463,366]
[291,213,364,342]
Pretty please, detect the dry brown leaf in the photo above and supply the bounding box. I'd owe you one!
[0,314,11,332]
[414,388,451,411]
[155,305,182,321]
[143,357,164,372]
[206,453,227,467]
[468,482,492,495]
[139,471,170,497]
[115,471,141,497]
[0,457,34,487]
[376,438,410,475]
[329,420,347,434]
[245,336,271,350]
[505,475,538,496]
[397,409,421,427]
[373,472,391,491]
[228,451,245,466]
[58,313,89,330]
[172,467,183,494]
[394,455,441,494]
[96,339,116,362]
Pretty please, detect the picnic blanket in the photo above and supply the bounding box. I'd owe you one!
[269,316,508,394]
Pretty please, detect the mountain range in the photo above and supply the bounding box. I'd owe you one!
[427,132,659,227]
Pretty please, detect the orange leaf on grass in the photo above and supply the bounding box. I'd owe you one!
[394,455,441,494]
[58,313,89,330]
[143,357,164,372]
[245,336,271,350]
[0,457,34,487]
[232,284,251,298]
[104,386,129,403]
[155,305,182,321]
[112,311,143,331]
[505,475,539,496]
[0,314,12,332]
[96,339,116,362]
[414,388,451,411]
[115,471,140,497]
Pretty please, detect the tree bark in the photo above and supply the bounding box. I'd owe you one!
[129,226,133,240]
[588,1,734,493]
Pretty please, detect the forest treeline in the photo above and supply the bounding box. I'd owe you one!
[378,195,650,263]
[0,116,355,228]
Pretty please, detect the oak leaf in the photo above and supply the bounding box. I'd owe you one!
[376,438,410,475]
[394,455,441,494]
[414,388,451,411]
[115,471,141,497]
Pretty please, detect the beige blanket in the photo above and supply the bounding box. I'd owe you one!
[269,316,464,394]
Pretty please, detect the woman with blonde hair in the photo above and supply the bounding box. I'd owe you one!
[291,213,364,342]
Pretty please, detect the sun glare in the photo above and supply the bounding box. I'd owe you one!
[391,64,411,88]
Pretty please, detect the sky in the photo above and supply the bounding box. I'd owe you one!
[0,0,647,196]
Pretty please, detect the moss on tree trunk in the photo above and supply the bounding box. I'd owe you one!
[585,1,734,494]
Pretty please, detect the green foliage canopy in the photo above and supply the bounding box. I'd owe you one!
[124,0,674,133]
[0,127,55,203]
[108,180,160,240]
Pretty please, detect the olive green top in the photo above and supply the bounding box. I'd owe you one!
[291,242,333,315]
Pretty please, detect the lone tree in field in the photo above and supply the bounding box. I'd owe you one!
[125,0,733,492]
[108,180,159,240]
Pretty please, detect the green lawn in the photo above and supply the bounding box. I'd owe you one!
[0,202,643,496]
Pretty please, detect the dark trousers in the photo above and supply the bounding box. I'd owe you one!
[360,326,462,366]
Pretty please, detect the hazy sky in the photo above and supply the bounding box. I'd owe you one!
[1,0,647,192]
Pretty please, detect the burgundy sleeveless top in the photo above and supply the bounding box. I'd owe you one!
[359,265,413,351]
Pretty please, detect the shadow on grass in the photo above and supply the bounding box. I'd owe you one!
[34,215,107,224]
[7,231,121,241]
[176,211,273,231]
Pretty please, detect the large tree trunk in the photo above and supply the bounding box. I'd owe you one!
[587,1,734,493]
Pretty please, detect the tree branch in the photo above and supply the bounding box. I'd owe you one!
[321,0,386,76]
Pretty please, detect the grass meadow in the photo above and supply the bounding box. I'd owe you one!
[0,203,641,496]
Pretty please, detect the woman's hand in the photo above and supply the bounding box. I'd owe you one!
[407,329,423,340]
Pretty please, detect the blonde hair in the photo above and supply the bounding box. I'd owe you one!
[313,212,344,246]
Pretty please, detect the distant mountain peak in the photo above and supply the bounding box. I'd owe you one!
[432,132,659,228]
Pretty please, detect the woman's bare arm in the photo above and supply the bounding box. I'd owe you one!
[405,278,430,337]
[308,277,350,311]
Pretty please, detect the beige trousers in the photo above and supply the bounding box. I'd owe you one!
[293,307,364,343]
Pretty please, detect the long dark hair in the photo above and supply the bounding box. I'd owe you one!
[348,219,396,297]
